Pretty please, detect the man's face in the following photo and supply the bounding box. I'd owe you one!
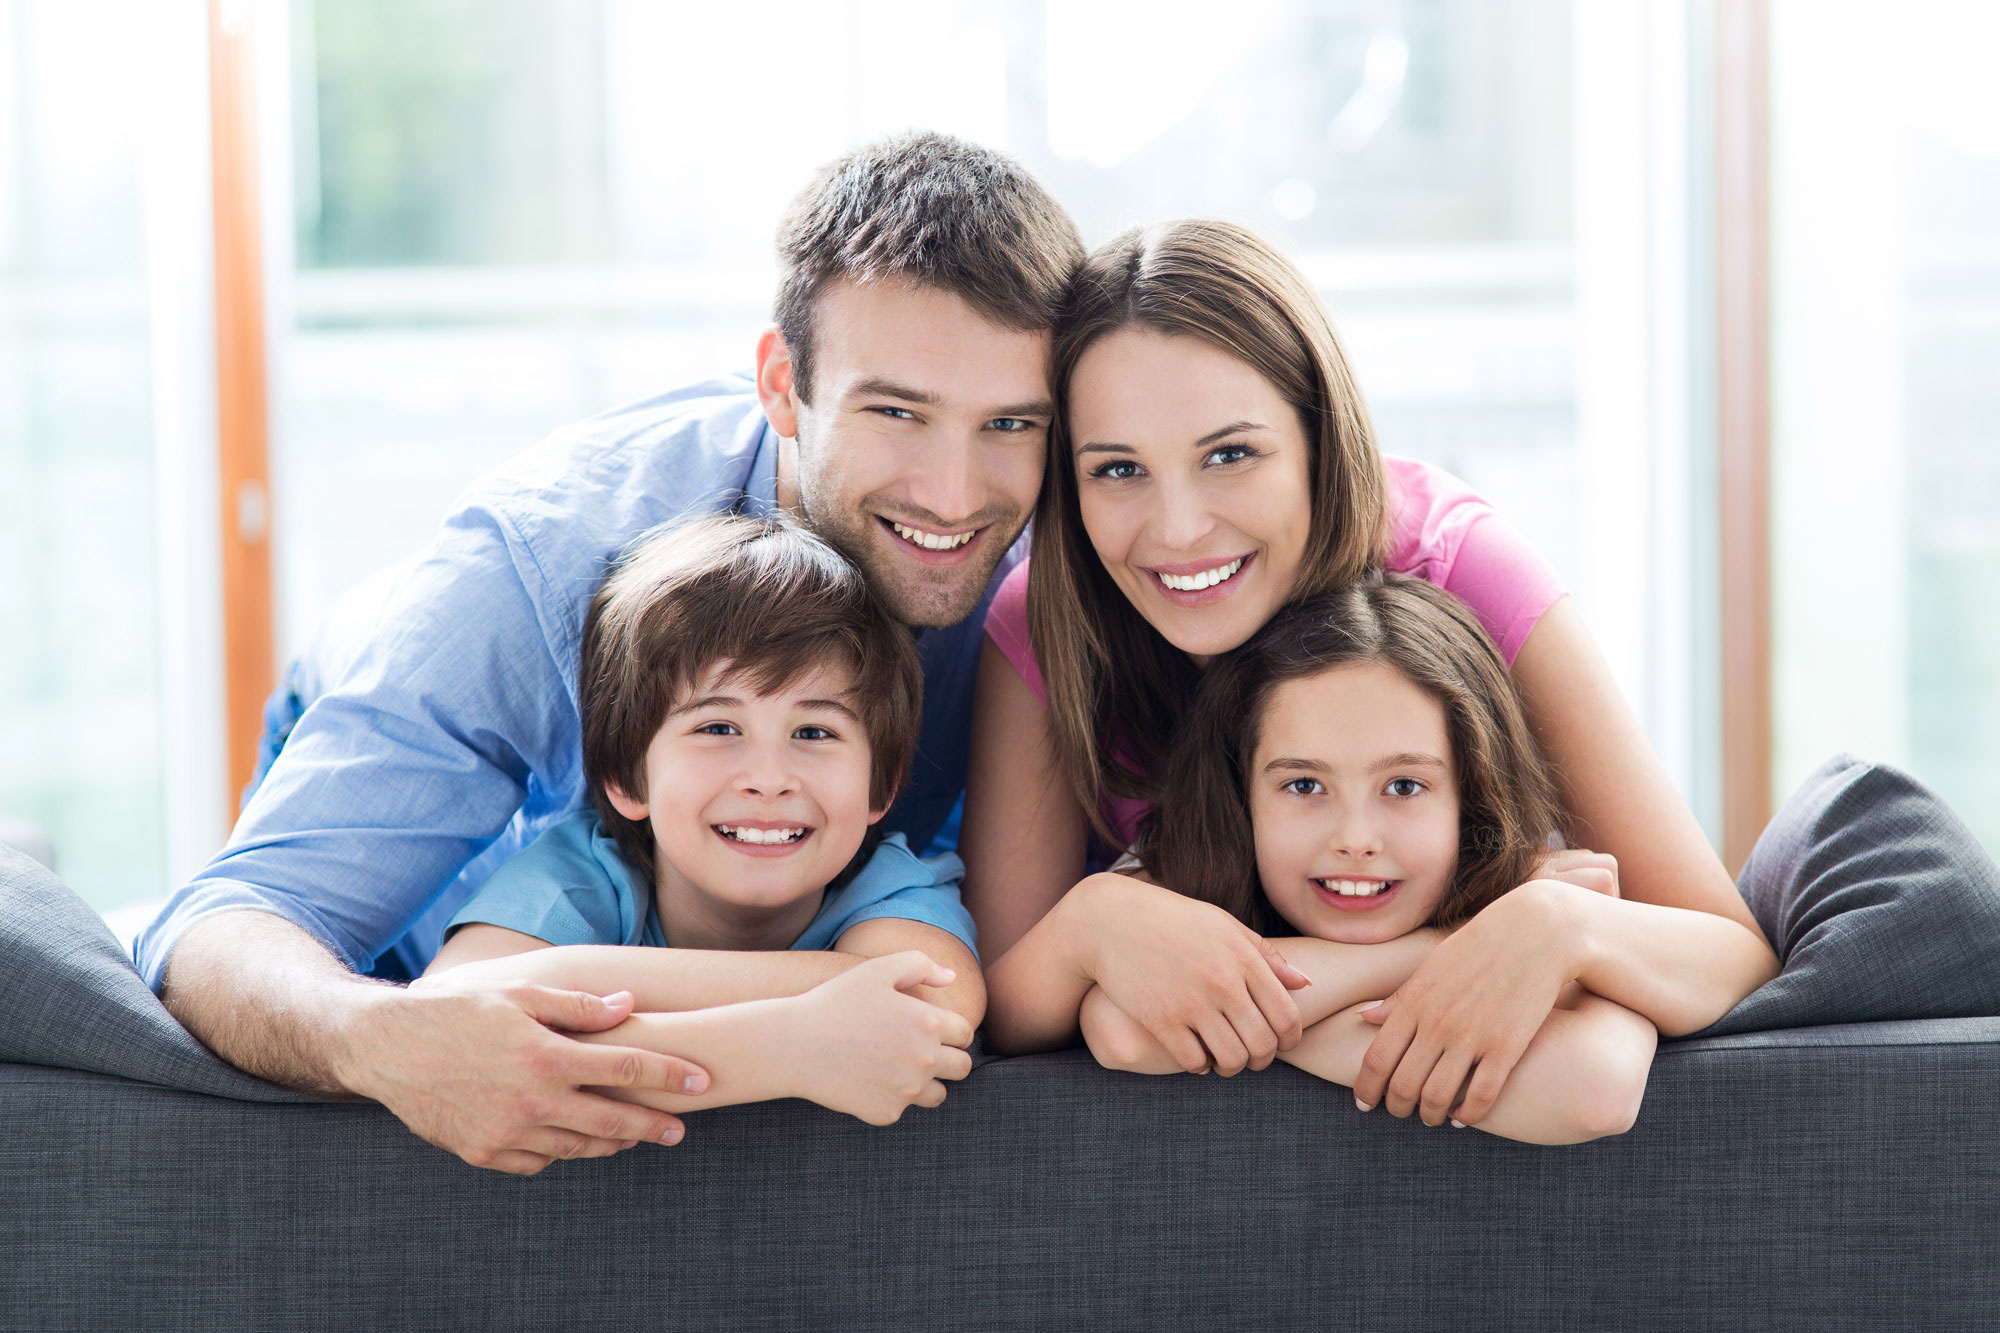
[764,279,1053,628]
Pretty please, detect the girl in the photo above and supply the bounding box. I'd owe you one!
[1078,575,1657,1146]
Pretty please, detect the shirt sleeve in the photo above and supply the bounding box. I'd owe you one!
[133,504,574,989]
[444,813,641,947]
[808,836,980,959]
[980,559,1049,704]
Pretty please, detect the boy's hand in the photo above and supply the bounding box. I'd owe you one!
[780,952,975,1125]
[343,973,711,1175]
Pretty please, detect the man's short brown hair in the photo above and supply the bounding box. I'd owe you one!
[772,131,1084,402]
[579,514,922,883]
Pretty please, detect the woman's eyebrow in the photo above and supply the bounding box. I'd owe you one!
[1192,420,1268,448]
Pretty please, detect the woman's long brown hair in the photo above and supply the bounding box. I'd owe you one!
[1141,576,1563,935]
[1028,220,1390,839]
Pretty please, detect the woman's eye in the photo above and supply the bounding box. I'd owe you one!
[1386,777,1424,798]
[793,725,836,741]
[1283,778,1324,796]
[694,721,739,737]
[1088,459,1143,481]
[1205,443,1257,467]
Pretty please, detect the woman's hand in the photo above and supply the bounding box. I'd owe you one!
[1352,880,1583,1127]
[1069,873,1312,1076]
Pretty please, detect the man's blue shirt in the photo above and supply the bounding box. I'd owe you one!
[446,815,978,957]
[135,374,1021,988]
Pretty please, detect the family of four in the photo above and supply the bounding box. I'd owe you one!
[138,132,1851,1171]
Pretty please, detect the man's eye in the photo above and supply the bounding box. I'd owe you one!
[1386,778,1424,798]
[794,725,836,741]
[988,417,1040,433]
[874,406,917,421]
[1283,778,1324,796]
[1088,459,1142,481]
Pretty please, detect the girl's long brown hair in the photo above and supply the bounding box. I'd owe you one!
[1141,575,1563,935]
[1028,220,1390,839]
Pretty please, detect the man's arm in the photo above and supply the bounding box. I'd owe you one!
[163,911,710,1176]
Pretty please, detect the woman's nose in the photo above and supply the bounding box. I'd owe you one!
[1147,475,1216,551]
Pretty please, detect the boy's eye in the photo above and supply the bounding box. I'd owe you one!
[1087,459,1143,481]
[793,724,837,741]
[1386,777,1425,798]
[693,721,739,737]
[1205,443,1257,467]
[1282,777,1325,796]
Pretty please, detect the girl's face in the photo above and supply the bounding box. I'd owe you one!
[1067,328,1314,661]
[1248,661,1460,944]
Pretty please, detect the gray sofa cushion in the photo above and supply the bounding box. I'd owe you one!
[1700,754,2000,1037]
[0,847,312,1102]
[4,1023,1998,1331]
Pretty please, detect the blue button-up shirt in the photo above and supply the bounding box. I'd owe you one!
[135,374,1022,988]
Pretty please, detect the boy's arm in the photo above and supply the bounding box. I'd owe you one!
[427,920,984,1029]
[1285,982,1657,1145]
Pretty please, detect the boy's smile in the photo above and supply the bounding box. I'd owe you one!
[606,662,887,951]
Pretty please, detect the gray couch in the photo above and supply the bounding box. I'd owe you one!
[5,755,1999,1330]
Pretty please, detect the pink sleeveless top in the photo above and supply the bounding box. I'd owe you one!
[983,456,1566,848]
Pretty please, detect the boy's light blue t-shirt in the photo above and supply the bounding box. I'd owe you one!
[446,812,978,957]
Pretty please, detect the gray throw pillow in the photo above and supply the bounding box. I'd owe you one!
[1696,753,2000,1036]
[0,848,314,1101]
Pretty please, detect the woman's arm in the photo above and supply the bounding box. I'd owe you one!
[962,637,1308,1071]
[1354,597,1779,1124]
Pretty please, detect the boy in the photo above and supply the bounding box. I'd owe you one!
[419,514,977,1126]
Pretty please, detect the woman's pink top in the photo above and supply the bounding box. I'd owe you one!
[982,456,1567,848]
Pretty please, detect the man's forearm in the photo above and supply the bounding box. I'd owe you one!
[160,909,391,1097]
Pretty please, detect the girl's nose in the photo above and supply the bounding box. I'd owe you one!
[1327,810,1382,861]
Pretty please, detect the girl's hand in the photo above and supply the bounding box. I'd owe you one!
[1070,873,1312,1076]
[1352,880,1582,1127]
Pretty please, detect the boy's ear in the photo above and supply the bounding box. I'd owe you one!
[754,325,800,439]
[603,780,650,823]
[867,789,895,826]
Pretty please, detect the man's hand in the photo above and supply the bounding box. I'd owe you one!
[778,952,975,1125]
[1353,881,1579,1127]
[350,971,712,1175]
[1070,873,1312,1077]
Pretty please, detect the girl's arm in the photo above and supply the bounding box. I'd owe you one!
[1292,985,1656,1146]
[961,638,1309,1070]
[1353,597,1778,1124]
[424,920,985,1028]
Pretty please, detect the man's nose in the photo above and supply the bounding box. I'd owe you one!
[904,434,980,524]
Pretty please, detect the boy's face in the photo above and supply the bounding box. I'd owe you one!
[1248,662,1461,946]
[606,661,885,948]
[758,278,1054,629]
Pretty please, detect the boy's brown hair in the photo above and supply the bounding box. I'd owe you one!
[1141,574,1563,935]
[773,131,1085,403]
[579,514,922,884]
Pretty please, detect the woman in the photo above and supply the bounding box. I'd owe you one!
[960,219,1779,1130]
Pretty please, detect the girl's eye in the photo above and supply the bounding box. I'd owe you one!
[1282,777,1325,796]
[1386,777,1425,798]
[1087,459,1143,481]
[694,721,739,737]
[793,724,836,741]
[1205,443,1258,467]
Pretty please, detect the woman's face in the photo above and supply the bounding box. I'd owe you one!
[1067,328,1314,660]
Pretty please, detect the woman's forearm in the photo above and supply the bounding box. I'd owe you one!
[1542,880,1779,1036]
[1268,933,1439,1026]
[982,885,1101,1053]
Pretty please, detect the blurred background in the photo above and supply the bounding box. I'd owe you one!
[2,0,1996,915]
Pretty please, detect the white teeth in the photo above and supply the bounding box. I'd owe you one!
[892,521,974,551]
[718,826,807,845]
[1318,879,1392,897]
[1156,558,1244,592]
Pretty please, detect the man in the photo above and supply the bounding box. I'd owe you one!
[137,132,1084,1176]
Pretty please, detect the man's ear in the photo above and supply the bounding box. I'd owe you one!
[603,780,649,823]
[755,325,800,439]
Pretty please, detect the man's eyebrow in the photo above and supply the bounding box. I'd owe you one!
[846,377,940,406]
[989,398,1055,420]
[1075,420,1270,457]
